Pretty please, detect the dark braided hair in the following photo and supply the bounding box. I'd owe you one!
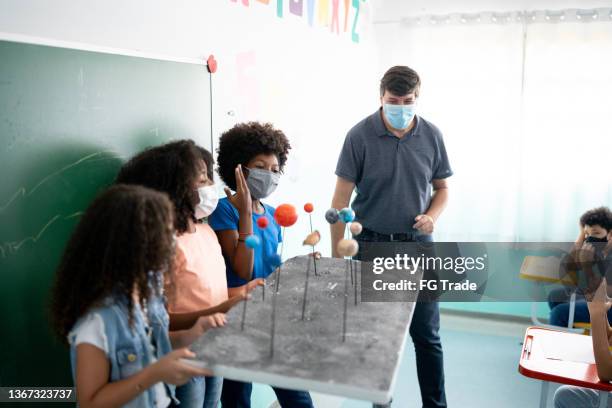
[50,184,175,344]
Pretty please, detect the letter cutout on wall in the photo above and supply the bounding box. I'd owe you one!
[317,0,330,27]
[277,0,283,17]
[306,0,316,26]
[290,0,303,16]
[351,0,363,43]
[343,0,350,31]
[331,0,340,34]
[227,0,365,42]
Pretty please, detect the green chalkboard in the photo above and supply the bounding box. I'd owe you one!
[0,40,211,391]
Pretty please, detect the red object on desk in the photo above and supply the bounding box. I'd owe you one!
[519,327,612,392]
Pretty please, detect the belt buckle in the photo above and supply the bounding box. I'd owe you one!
[389,232,411,242]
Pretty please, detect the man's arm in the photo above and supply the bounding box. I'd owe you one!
[413,178,449,234]
[331,176,355,258]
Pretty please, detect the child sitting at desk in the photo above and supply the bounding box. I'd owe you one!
[554,277,612,407]
[548,207,612,327]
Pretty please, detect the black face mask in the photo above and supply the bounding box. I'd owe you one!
[585,236,608,243]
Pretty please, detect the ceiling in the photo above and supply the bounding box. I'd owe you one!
[372,0,612,22]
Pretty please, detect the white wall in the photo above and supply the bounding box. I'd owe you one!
[0,0,382,258]
[372,3,612,242]
[373,0,612,21]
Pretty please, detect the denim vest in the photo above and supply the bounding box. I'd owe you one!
[68,292,178,408]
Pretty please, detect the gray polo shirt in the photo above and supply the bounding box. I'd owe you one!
[335,109,453,234]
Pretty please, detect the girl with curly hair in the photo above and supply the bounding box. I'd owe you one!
[209,122,313,408]
[50,184,224,408]
[116,140,261,407]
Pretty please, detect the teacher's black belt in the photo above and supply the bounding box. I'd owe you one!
[359,228,418,242]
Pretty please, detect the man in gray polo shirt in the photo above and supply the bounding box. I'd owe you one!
[331,66,452,407]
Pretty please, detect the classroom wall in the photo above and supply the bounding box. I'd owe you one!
[1,1,585,391]
[372,2,612,319]
[0,0,381,255]
[0,0,380,388]
[373,0,612,21]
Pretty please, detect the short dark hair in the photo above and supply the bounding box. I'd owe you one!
[217,122,291,191]
[580,206,612,231]
[380,66,421,97]
[115,140,202,234]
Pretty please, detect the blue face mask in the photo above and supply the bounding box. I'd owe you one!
[383,103,416,130]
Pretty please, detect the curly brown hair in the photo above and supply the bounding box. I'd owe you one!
[116,140,203,234]
[50,184,175,344]
[217,122,291,191]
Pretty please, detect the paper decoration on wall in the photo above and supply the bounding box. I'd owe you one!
[229,0,364,43]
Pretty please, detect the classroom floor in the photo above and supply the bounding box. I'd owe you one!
[250,311,559,408]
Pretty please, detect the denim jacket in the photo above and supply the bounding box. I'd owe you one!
[68,290,178,408]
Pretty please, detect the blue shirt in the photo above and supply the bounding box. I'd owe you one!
[335,111,453,234]
[208,197,282,287]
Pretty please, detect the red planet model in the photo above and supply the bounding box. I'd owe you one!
[274,204,298,227]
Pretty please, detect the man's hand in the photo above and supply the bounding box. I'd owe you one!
[413,214,434,234]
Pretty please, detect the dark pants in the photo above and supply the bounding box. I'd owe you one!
[356,232,447,408]
[220,379,313,408]
[548,287,612,327]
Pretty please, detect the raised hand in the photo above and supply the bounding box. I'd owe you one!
[224,164,252,215]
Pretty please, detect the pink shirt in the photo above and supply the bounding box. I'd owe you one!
[166,223,228,313]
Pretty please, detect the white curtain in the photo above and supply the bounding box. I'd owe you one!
[376,17,612,242]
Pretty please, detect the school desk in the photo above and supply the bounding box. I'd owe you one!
[187,255,421,407]
[518,326,612,408]
[520,256,581,331]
